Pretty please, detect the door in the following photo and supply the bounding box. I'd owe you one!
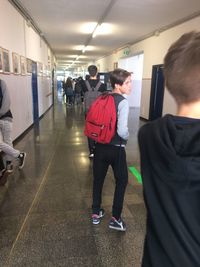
[149,64,165,120]
[32,61,39,122]
[98,72,110,90]
[52,69,55,105]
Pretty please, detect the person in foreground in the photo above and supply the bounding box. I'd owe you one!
[138,31,200,267]
[92,68,131,231]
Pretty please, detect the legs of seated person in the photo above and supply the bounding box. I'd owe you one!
[0,154,5,173]
[0,120,20,160]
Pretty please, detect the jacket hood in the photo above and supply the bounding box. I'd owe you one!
[139,114,200,190]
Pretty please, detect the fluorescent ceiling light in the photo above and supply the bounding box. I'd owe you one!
[92,23,113,38]
[80,22,97,34]
[64,55,79,58]
[92,24,101,38]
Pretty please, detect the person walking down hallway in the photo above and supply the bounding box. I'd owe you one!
[138,31,200,267]
[0,79,26,172]
[81,65,106,158]
[64,77,74,106]
[92,68,132,231]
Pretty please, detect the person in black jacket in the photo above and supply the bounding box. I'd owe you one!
[138,31,200,267]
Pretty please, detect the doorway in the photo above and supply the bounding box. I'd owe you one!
[32,61,39,122]
[149,64,165,120]
[118,53,144,108]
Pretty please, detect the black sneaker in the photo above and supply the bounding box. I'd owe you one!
[18,152,26,169]
[6,162,13,173]
[0,169,9,186]
[92,208,105,225]
[109,217,126,231]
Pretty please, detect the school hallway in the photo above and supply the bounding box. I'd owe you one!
[0,94,146,267]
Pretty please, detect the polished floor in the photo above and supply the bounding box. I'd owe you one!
[0,94,146,267]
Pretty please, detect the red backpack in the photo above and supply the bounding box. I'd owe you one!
[84,93,117,144]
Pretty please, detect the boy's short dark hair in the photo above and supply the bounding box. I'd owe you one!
[109,68,131,89]
[88,65,98,77]
[164,31,200,104]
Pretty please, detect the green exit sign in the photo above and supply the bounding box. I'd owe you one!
[123,47,130,56]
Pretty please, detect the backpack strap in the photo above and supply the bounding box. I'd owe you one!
[95,80,102,91]
[85,80,102,92]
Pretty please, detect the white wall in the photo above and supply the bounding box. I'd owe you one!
[96,16,200,119]
[0,0,55,139]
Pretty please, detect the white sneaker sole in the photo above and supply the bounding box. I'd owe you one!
[109,225,126,231]
[18,153,27,169]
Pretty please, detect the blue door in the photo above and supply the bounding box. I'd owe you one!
[32,61,39,122]
[149,64,164,120]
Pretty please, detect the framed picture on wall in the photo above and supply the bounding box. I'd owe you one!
[12,52,20,74]
[20,56,26,75]
[0,48,3,72]
[2,48,10,73]
[26,58,32,74]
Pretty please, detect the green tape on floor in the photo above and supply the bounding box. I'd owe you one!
[129,166,142,184]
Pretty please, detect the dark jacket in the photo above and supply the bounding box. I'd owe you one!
[138,114,200,267]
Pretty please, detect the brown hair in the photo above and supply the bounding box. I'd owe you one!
[109,68,131,89]
[88,65,98,77]
[164,31,200,104]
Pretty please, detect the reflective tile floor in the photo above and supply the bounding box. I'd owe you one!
[0,95,146,267]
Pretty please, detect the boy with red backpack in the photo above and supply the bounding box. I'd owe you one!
[91,68,132,231]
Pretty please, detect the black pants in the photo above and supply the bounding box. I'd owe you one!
[85,112,95,154]
[88,137,95,154]
[92,143,128,220]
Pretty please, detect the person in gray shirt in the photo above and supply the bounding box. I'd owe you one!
[91,68,131,231]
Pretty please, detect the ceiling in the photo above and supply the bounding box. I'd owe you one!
[10,0,200,71]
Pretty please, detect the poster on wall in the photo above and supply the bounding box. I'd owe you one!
[0,48,3,72]
[2,49,10,73]
[26,58,32,74]
[20,56,26,75]
[12,52,20,74]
